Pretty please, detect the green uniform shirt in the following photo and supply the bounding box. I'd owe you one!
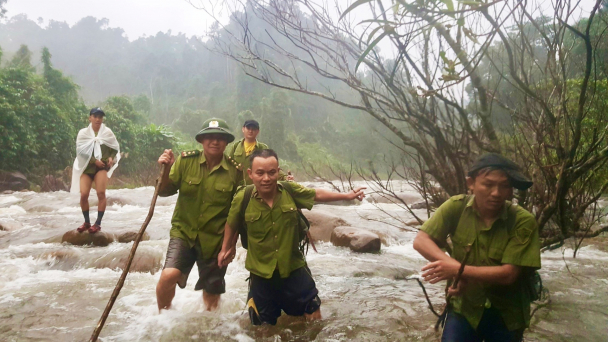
[227,138,269,185]
[421,195,541,331]
[159,150,242,259]
[83,144,118,174]
[226,182,316,279]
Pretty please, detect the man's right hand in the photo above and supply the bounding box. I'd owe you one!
[158,149,175,166]
[217,246,236,268]
[94,160,106,168]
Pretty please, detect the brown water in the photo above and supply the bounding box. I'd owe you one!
[0,185,606,341]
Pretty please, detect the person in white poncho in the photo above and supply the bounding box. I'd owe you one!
[70,108,120,234]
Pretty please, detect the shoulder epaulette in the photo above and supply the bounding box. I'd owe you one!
[181,150,200,158]
[452,194,466,201]
[226,154,243,171]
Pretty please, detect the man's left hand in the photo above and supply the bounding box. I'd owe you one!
[107,157,114,168]
[421,258,461,284]
[348,187,366,201]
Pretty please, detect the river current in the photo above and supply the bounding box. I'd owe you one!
[0,183,606,341]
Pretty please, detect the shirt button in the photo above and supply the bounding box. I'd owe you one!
[199,214,202,217]
[189,181,192,185]
[290,208,294,211]
[272,222,275,225]
[275,249,278,252]
[274,235,277,239]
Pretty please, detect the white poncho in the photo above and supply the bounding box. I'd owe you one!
[70,123,121,193]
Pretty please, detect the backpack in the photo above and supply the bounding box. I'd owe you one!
[237,181,315,255]
[452,195,543,302]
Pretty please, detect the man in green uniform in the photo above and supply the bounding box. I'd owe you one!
[218,149,366,325]
[413,154,541,342]
[226,120,292,184]
[156,118,242,312]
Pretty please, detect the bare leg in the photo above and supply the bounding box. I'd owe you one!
[93,170,108,212]
[304,308,322,321]
[203,291,221,311]
[79,174,93,211]
[156,268,182,312]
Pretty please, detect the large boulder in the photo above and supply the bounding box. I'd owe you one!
[61,230,115,247]
[92,248,163,274]
[41,175,68,192]
[0,171,29,191]
[368,192,422,205]
[117,231,150,243]
[330,226,382,253]
[303,209,349,242]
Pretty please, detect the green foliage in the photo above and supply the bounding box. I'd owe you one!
[0,64,76,174]
[172,109,210,138]
[7,45,34,71]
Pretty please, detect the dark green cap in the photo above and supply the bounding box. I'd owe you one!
[195,118,235,143]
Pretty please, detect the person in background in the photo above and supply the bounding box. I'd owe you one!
[71,108,120,234]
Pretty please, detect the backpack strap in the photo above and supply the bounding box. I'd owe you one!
[238,185,255,249]
[280,181,316,253]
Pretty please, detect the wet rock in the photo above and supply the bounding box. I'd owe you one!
[93,247,163,274]
[406,219,424,226]
[368,192,422,205]
[330,226,381,253]
[117,231,150,243]
[2,190,14,194]
[0,171,29,191]
[61,230,115,247]
[0,223,4,231]
[410,201,432,210]
[41,175,68,192]
[106,196,135,207]
[303,209,349,242]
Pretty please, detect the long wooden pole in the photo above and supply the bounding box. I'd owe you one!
[90,164,167,342]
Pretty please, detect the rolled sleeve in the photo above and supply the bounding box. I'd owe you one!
[421,196,465,243]
[226,187,246,229]
[159,157,181,197]
[287,182,316,210]
[501,210,541,268]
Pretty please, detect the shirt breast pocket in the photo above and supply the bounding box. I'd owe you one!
[488,247,505,264]
[245,211,266,239]
[213,182,233,204]
[280,204,299,226]
[180,177,201,197]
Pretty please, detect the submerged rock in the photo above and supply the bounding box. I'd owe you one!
[117,231,150,243]
[304,209,349,242]
[0,171,29,191]
[368,192,422,205]
[92,248,163,274]
[330,226,382,253]
[61,230,115,247]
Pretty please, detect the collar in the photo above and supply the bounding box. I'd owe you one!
[199,151,229,171]
[235,138,260,155]
[466,195,509,221]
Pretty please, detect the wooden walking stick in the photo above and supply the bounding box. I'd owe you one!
[435,245,472,331]
[90,164,167,342]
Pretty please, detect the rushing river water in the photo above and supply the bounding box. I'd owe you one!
[0,184,607,341]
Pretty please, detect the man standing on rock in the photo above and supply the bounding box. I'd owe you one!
[218,149,365,325]
[226,119,292,185]
[71,108,120,234]
[413,154,541,342]
[156,118,242,312]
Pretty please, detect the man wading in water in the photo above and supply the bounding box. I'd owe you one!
[71,108,120,234]
[413,154,541,342]
[156,118,242,312]
[218,149,365,325]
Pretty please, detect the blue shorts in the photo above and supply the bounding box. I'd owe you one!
[247,266,321,325]
[442,307,524,342]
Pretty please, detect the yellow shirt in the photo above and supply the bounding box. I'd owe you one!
[244,140,256,156]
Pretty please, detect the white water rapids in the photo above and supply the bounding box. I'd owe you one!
[0,183,607,341]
